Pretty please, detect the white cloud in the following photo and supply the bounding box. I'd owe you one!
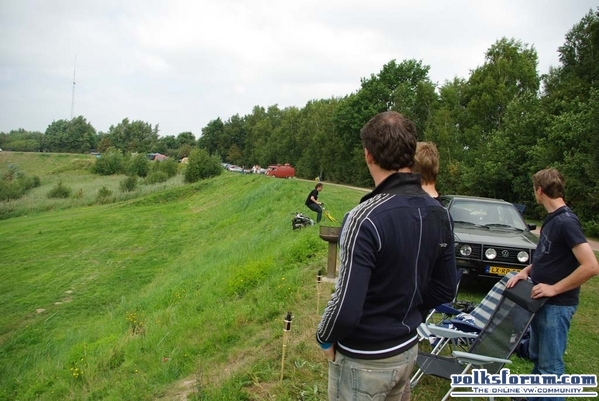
[0,0,596,137]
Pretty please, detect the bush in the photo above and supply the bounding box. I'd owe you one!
[119,176,137,192]
[184,148,222,183]
[144,171,169,185]
[0,164,41,201]
[47,181,72,199]
[92,149,126,175]
[96,186,113,203]
[128,154,150,177]
[17,175,41,191]
[582,220,599,238]
[150,158,178,178]
[0,180,23,201]
[160,158,179,178]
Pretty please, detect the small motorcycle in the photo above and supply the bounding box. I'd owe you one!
[291,212,314,230]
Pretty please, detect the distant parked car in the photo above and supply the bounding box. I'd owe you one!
[266,163,295,178]
[441,195,538,282]
[227,165,244,173]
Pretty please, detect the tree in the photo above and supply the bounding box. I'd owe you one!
[0,129,44,152]
[331,60,437,186]
[461,38,539,147]
[107,119,159,153]
[43,117,96,153]
[534,9,599,232]
[198,118,224,155]
[184,148,222,183]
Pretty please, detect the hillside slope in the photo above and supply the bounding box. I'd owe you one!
[0,172,358,400]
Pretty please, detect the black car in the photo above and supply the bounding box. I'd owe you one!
[441,195,538,281]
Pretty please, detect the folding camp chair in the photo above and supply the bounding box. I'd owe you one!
[417,272,513,348]
[412,273,514,386]
[413,279,547,401]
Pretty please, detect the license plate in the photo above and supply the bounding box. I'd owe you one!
[487,266,521,276]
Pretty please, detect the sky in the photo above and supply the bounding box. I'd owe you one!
[0,0,597,138]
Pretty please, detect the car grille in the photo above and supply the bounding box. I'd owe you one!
[456,243,531,266]
[482,245,530,265]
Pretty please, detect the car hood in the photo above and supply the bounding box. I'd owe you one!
[454,226,538,248]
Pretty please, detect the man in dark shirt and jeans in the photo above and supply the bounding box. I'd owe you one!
[316,111,457,401]
[507,168,598,401]
[305,183,323,223]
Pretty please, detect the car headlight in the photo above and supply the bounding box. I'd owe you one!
[517,251,529,263]
[459,244,472,256]
[485,248,497,260]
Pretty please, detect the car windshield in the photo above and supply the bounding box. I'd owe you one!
[450,200,528,231]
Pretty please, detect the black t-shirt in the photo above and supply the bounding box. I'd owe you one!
[305,189,319,206]
[530,206,587,306]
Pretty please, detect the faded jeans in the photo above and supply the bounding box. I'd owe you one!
[527,303,577,401]
[327,344,417,401]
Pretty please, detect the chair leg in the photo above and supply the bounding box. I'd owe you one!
[441,363,471,401]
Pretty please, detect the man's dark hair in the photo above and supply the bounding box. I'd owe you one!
[315,183,323,189]
[533,168,565,199]
[360,111,417,171]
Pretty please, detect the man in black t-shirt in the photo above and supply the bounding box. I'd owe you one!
[507,168,598,400]
[305,183,323,223]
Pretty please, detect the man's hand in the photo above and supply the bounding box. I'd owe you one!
[322,345,335,361]
[531,283,558,298]
[506,267,530,288]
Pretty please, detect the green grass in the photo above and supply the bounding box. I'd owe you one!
[0,152,598,400]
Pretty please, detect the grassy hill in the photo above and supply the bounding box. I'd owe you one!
[1,152,598,400]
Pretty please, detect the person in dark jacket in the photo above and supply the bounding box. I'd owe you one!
[316,111,457,401]
[305,183,323,223]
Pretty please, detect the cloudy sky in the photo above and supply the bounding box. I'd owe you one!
[0,1,596,138]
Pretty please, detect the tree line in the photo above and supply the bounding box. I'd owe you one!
[1,9,597,234]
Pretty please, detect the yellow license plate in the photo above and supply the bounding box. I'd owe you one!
[488,266,521,276]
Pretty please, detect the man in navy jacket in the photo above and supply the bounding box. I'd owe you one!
[316,111,457,401]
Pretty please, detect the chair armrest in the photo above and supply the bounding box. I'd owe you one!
[423,324,479,340]
[449,319,482,333]
[452,350,512,365]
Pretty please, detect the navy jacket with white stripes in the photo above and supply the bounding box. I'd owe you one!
[316,172,457,359]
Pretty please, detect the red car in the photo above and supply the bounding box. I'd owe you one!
[266,164,295,178]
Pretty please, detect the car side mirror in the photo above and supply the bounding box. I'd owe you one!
[527,223,537,231]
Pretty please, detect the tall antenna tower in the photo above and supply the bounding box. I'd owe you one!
[70,56,77,119]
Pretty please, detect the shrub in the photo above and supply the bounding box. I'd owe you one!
[17,175,41,191]
[96,186,113,203]
[184,148,222,183]
[119,176,137,192]
[0,164,41,201]
[150,158,179,178]
[160,158,179,178]
[0,180,23,201]
[47,181,72,199]
[144,171,169,185]
[128,154,150,177]
[582,220,599,238]
[92,149,126,175]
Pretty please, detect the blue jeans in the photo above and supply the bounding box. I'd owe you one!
[307,203,322,223]
[327,345,417,401]
[528,303,577,401]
